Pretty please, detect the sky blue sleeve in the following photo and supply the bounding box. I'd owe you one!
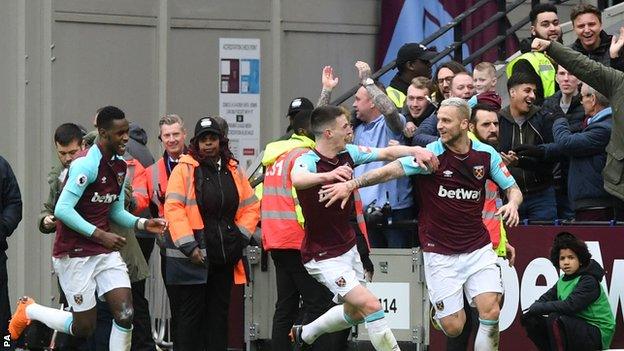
[398,156,430,176]
[54,158,97,236]
[345,144,381,166]
[109,177,139,229]
[488,148,516,190]
[291,153,317,176]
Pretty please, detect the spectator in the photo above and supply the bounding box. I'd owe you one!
[449,72,475,100]
[522,232,614,350]
[432,61,468,104]
[413,73,490,147]
[278,97,314,140]
[507,3,559,106]
[0,155,22,339]
[543,83,620,220]
[352,60,414,248]
[164,116,260,351]
[473,62,498,94]
[542,66,584,220]
[499,72,557,221]
[143,114,187,347]
[570,3,624,70]
[39,123,84,234]
[531,38,624,219]
[402,77,436,141]
[386,43,437,107]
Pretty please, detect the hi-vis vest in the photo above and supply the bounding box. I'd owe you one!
[164,155,260,285]
[506,52,556,98]
[262,147,309,251]
[386,86,406,108]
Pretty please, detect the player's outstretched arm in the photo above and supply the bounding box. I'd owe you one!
[291,164,352,190]
[376,145,439,172]
[316,66,339,107]
[320,160,405,208]
[496,184,522,227]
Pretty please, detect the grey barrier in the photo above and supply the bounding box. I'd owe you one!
[244,246,430,350]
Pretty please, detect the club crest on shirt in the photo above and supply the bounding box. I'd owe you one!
[116,172,126,186]
[473,165,484,180]
[335,276,346,287]
[435,300,444,311]
[74,294,83,305]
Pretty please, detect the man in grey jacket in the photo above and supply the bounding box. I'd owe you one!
[532,36,624,212]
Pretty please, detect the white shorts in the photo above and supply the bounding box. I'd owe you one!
[423,244,503,319]
[304,245,366,303]
[53,251,131,312]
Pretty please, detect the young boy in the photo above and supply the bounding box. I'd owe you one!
[522,232,615,350]
[473,62,497,94]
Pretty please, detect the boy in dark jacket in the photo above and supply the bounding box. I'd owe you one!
[522,232,615,350]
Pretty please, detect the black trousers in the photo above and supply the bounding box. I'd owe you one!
[0,252,10,343]
[270,250,349,351]
[166,263,234,351]
[522,312,602,351]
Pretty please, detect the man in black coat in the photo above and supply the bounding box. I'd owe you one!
[0,155,22,338]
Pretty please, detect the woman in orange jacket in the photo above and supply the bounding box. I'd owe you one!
[164,116,260,351]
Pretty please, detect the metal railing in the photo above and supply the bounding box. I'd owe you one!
[331,0,573,105]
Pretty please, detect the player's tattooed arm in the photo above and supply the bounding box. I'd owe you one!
[317,88,332,107]
[319,161,405,208]
[355,61,403,134]
[351,160,405,190]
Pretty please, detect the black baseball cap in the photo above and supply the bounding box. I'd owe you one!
[396,43,438,66]
[193,116,223,138]
[287,97,314,118]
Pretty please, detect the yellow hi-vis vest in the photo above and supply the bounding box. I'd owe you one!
[386,86,406,108]
[506,52,556,99]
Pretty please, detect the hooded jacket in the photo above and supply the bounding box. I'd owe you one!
[530,259,615,349]
[570,30,624,71]
[498,105,555,194]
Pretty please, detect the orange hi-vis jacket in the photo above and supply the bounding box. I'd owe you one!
[144,157,169,217]
[261,146,309,251]
[164,154,260,285]
[124,155,150,215]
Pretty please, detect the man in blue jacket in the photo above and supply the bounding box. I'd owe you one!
[0,155,22,339]
[542,83,620,220]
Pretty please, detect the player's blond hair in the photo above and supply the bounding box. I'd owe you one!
[440,97,471,120]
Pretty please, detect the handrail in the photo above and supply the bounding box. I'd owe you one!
[330,0,568,105]
[329,0,493,105]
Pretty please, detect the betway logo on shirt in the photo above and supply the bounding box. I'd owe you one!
[90,192,118,203]
[437,185,481,201]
